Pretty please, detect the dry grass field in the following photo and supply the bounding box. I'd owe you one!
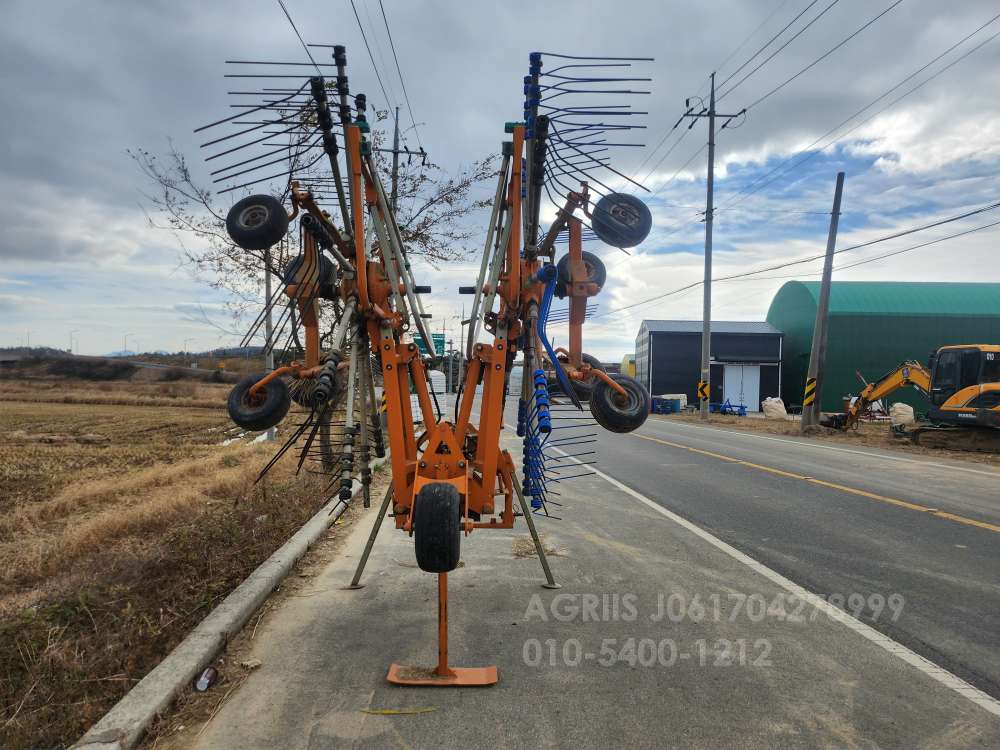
[0,368,340,749]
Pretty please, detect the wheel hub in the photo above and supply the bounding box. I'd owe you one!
[238,204,269,229]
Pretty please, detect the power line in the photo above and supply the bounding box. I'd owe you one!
[275,0,323,75]
[718,0,841,102]
[636,131,701,187]
[743,0,904,111]
[348,0,397,122]
[628,1,795,187]
[744,218,1000,280]
[837,199,1000,254]
[378,0,424,149]
[718,0,823,90]
[361,0,399,105]
[592,198,1000,319]
[719,15,1000,208]
[714,0,794,78]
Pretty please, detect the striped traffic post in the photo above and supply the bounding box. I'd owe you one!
[803,377,817,408]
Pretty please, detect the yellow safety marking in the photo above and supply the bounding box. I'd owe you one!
[636,434,739,462]
[632,432,1000,534]
[803,378,817,406]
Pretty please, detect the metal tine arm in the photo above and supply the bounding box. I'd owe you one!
[209,132,319,175]
[541,62,634,75]
[543,75,651,84]
[218,150,326,194]
[200,107,310,149]
[195,79,309,133]
[212,137,322,183]
[205,121,312,161]
[533,52,654,61]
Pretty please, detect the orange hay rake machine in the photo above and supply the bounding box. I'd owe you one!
[200,47,654,685]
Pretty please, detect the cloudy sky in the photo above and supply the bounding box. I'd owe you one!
[2,0,999,359]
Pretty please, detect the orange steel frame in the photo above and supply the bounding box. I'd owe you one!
[247,123,610,685]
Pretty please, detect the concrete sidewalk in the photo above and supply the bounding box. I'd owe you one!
[178,431,1000,749]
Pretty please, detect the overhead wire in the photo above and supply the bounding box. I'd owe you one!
[719,14,1000,208]
[713,0,794,78]
[717,0,823,90]
[348,0,398,124]
[591,198,1000,319]
[742,218,1000,281]
[378,0,424,149]
[718,0,842,101]
[275,0,323,75]
[742,0,904,111]
[624,0,806,191]
[361,0,400,106]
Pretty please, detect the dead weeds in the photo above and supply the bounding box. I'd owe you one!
[0,383,340,749]
[656,413,1000,467]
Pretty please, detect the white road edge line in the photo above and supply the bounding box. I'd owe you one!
[651,419,1000,479]
[550,444,1000,718]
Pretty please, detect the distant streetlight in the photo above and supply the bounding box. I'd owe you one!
[69,329,79,354]
[123,332,135,356]
[183,338,195,355]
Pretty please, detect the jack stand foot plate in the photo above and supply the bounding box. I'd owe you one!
[387,663,498,687]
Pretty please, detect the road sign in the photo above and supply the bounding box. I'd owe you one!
[415,333,445,356]
[697,381,709,401]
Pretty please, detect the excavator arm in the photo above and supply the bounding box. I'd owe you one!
[824,360,931,430]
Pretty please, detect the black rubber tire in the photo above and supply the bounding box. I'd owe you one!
[591,193,652,248]
[227,373,292,431]
[589,373,650,433]
[283,253,338,300]
[226,195,289,250]
[414,482,462,573]
[570,353,604,402]
[556,250,606,298]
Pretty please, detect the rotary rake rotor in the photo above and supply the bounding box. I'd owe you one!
[200,44,655,686]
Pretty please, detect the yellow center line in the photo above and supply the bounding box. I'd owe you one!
[632,432,1000,534]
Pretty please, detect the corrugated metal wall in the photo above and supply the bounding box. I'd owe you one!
[766,281,1000,413]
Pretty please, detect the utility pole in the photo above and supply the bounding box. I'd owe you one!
[263,245,276,441]
[802,172,845,431]
[447,339,454,394]
[458,304,466,393]
[680,73,745,421]
[374,110,425,214]
[391,106,400,212]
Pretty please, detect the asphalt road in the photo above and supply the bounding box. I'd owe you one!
[179,402,1000,749]
[589,414,1000,698]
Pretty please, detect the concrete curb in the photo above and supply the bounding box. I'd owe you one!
[74,455,387,750]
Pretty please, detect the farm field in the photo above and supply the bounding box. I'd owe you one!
[0,375,339,749]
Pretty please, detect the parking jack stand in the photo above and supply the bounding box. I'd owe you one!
[387,572,499,686]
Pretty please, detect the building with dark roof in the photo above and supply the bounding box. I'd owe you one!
[766,281,1000,412]
[634,320,783,411]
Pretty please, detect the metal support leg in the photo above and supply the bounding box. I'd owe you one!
[345,484,394,589]
[512,479,560,589]
[386,572,498,686]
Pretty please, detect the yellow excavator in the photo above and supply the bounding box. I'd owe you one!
[822,345,1000,448]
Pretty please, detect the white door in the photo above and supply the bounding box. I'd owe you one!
[723,364,761,411]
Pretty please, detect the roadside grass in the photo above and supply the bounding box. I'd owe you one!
[0,386,334,748]
[0,378,228,409]
[656,412,1000,465]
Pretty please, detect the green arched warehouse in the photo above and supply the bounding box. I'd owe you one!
[765,281,1000,413]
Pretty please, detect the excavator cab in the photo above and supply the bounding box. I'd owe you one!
[927,345,1000,417]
